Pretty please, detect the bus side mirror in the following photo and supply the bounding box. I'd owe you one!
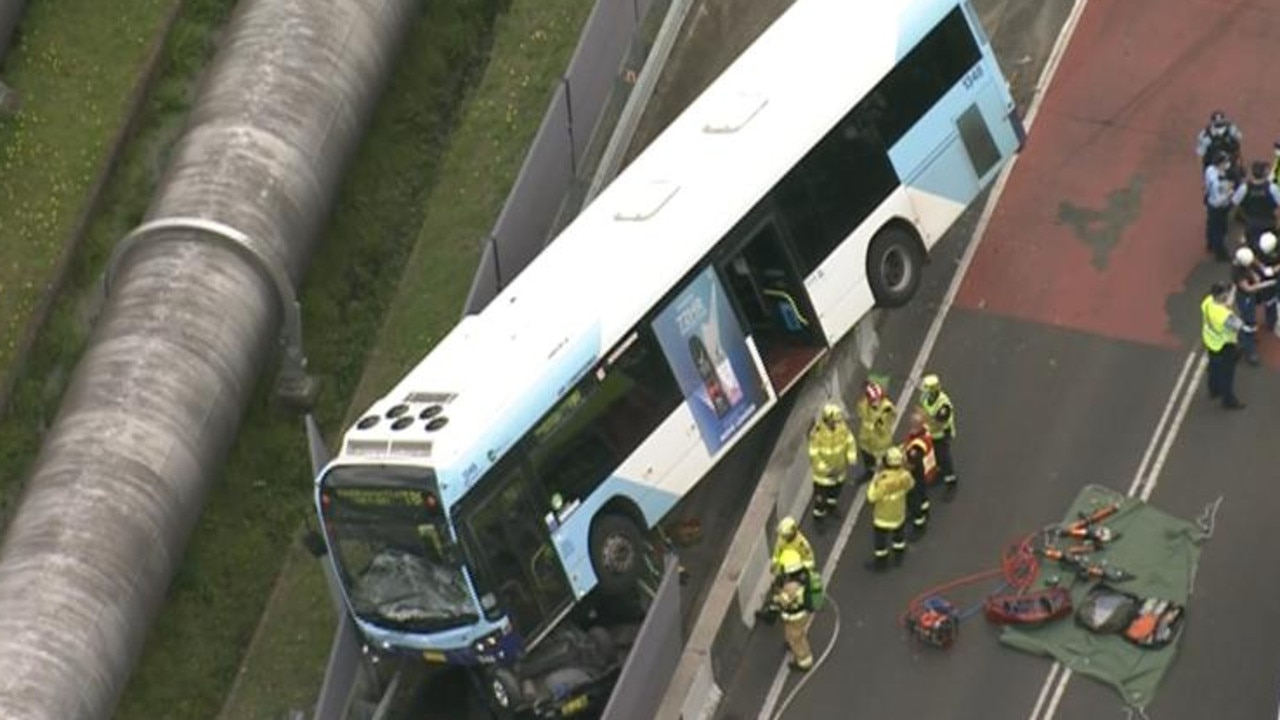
[301,529,329,558]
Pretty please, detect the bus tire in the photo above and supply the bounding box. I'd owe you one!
[589,513,644,597]
[867,225,923,308]
[487,666,522,716]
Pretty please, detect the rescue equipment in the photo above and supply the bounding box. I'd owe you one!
[1075,584,1185,649]
[904,597,960,648]
[983,586,1072,626]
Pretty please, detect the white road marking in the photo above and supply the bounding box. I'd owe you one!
[760,0,1109,715]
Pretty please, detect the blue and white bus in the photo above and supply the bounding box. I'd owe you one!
[315,0,1023,667]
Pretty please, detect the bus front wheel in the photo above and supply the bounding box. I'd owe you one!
[486,666,522,718]
[867,226,923,308]
[589,513,644,597]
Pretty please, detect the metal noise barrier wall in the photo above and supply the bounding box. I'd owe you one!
[0,0,24,62]
[0,0,419,718]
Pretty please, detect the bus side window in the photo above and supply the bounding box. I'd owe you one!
[773,110,896,273]
[527,332,680,508]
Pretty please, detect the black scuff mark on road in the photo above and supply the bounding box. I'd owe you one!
[1057,174,1145,270]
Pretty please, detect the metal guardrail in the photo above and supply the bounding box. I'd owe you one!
[463,0,668,314]
[600,556,683,720]
[310,1,689,716]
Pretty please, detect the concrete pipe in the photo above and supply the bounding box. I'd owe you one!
[0,0,419,718]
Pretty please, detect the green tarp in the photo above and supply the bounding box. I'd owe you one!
[1000,485,1210,710]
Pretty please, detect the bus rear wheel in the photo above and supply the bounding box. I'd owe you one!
[589,513,644,597]
[867,226,923,308]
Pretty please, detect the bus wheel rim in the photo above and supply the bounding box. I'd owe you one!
[602,533,635,574]
[881,246,911,292]
[492,679,510,708]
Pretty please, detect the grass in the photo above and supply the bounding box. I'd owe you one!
[0,0,178,517]
[219,0,598,717]
[0,0,595,715]
[349,0,597,412]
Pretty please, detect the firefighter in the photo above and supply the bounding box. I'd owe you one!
[902,409,938,536]
[865,446,914,571]
[807,402,857,521]
[773,548,814,671]
[919,373,958,490]
[855,379,897,483]
[771,516,816,576]
[1257,231,1280,332]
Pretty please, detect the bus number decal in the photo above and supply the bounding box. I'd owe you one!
[962,63,984,90]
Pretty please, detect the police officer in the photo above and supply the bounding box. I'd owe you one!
[806,402,857,521]
[1231,160,1280,247]
[1204,151,1235,261]
[902,409,937,536]
[855,379,897,483]
[771,516,815,576]
[1196,110,1242,176]
[918,373,958,489]
[773,549,814,671]
[1202,282,1246,409]
[865,446,914,571]
[1257,231,1280,332]
[1232,246,1265,365]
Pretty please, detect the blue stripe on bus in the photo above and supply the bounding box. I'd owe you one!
[891,59,1019,202]
[553,474,680,598]
[895,0,955,60]
[450,322,604,504]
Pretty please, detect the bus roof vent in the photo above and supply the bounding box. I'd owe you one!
[389,440,432,458]
[404,391,457,405]
[703,91,767,134]
[614,180,679,222]
[345,439,389,457]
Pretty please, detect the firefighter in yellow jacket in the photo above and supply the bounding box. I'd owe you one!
[919,373,958,488]
[771,516,816,576]
[774,548,814,671]
[865,446,915,571]
[807,402,857,520]
[855,379,897,482]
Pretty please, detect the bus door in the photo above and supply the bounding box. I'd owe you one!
[718,213,825,393]
[461,461,573,644]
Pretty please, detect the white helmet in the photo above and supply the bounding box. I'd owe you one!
[1236,246,1255,266]
[1261,232,1278,255]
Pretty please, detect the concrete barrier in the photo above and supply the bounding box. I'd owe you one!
[656,312,881,720]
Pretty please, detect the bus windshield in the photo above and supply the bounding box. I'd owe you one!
[320,468,478,633]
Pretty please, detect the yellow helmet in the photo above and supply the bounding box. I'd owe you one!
[778,548,804,574]
[921,374,941,392]
[884,446,905,467]
[777,516,798,540]
[820,402,843,422]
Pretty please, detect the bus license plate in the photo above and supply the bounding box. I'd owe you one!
[560,694,590,716]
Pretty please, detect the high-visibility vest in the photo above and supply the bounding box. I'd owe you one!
[807,420,856,484]
[920,391,956,439]
[1201,294,1235,352]
[905,430,938,484]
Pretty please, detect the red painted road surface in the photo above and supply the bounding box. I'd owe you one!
[959,0,1280,353]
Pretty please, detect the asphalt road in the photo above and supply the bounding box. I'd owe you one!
[717,0,1280,719]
